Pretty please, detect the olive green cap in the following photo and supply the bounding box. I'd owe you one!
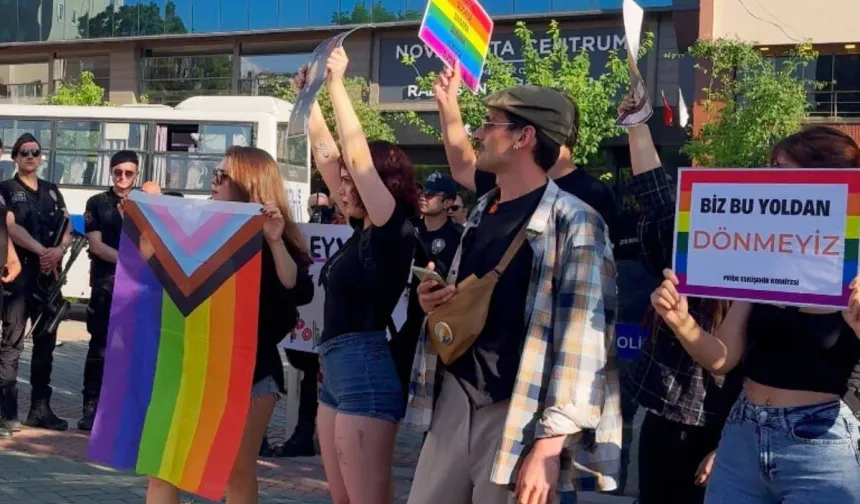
[482,85,577,147]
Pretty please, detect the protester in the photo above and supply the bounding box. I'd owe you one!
[434,62,617,243]
[448,193,468,226]
[141,181,161,194]
[296,46,418,504]
[307,192,335,224]
[0,133,72,432]
[651,126,860,503]
[146,146,314,503]
[617,96,742,503]
[79,150,139,431]
[407,85,620,504]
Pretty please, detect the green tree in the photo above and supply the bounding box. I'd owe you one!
[80,1,187,37]
[399,20,653,171]
[332,3,421,24]
[679,39,819,168]
[264,74,398,188]
[46,71,107,106]
[267,75,397,143]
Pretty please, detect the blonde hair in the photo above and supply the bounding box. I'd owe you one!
[223,146,310,264]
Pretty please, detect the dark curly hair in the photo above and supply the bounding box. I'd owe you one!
[339,140,419,218]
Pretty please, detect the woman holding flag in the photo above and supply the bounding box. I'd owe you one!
[146,146,314,503]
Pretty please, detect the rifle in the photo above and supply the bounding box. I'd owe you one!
[25,217,89,341]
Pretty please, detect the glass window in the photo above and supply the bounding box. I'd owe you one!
[112,0,140,38]
[279,0,311,27]
[0,62,51,104]
[53,56,111,92]
[239,53,311,95]
[138,0,165,36]
[249,0,279,30]
[164,0,193,35]
[88,0,119,38]
[374,0,409,21]
[308,0,338,26]
[221,0,250,32]
[57,121,102,150]
[516,0,552,14]
[140,54,233,105]
[278,125,309,183]
[0,0,16,42]
[152,154,219,190]
[16,0,48,41]
[50,121,148,185]
[0,120,53,149]
[192,0,220,32]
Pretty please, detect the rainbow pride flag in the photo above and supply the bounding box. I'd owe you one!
[88,192,264,500]
[419,0,493,92]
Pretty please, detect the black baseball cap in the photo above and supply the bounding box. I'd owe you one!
[421,172,457,198]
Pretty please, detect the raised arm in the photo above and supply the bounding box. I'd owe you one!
[434,64,477,191]
[619,98,676,276]
[652,269,750,375]
[326,47,396,227]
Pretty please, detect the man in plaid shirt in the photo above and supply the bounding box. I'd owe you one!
[406,83,621,504]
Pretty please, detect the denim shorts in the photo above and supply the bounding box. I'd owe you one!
[705,394,860,504]
[318,331,404,424]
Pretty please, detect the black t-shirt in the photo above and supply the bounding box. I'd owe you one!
[321,203,416,343]
[413,218,463,277]
[84,188,124,281]
[447,184,544,406]
[476,168,617,245]
[0,206,8,272]
[0,175,67,267]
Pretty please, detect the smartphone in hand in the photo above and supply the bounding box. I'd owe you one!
[411,266,446,286]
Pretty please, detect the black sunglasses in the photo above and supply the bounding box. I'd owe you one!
[212,168,229,185]
[17,149,40,158]
[113,168,136,179]
[449,205,461,212]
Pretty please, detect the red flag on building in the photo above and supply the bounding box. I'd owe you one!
[661,90,674,126]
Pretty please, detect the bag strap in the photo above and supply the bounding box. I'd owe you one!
[493,225,529,276]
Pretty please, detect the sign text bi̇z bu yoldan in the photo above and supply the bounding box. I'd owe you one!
[672,168,860,308]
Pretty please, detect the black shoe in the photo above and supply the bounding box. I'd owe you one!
[0,386,19,430]
[259,436,275,458]
[78,398,98,431]
[273,426,317,458]
[24,400,68,431]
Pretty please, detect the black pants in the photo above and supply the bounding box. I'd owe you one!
[638,411,722,504]
[0,266,57,405]
[83,276,113,402]
[284,349,319,428]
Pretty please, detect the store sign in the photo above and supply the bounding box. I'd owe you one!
[378,26,632,103]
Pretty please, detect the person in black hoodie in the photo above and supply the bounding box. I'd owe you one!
[146,146,314,503]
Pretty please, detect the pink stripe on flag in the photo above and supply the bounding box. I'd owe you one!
[150,205,232,255]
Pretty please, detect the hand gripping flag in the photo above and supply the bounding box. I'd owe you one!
[87,191,264,500]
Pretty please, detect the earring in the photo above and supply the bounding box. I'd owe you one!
[513,145,520,151]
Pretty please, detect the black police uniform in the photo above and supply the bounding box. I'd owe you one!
[0,174,68,429]
[81,188,123,416]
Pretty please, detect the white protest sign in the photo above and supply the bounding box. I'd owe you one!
[672,168,860,308]
[616,0,653,127]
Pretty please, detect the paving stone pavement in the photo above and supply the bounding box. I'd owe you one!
[0,320,633,504]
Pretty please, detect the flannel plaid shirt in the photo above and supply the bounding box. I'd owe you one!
[621,167,741,427]
[405,180,622,493]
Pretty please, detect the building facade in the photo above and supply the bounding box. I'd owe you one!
[696,0,860,140]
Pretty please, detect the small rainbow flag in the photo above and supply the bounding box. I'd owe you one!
[88,192,264,501]
[419,0,494,92]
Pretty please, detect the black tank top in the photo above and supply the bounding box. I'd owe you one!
[744,304,860,395]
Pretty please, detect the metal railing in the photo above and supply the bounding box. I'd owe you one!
[808,90,860,119]
[0,82,50,104]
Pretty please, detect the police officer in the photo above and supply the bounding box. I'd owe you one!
[0,133,72,431]
[78,150,139,431]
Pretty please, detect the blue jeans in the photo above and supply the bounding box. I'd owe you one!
[318,331,404,424]
[705,394,860,504]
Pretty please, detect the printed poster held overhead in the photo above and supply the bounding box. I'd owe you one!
[672,168,860,309]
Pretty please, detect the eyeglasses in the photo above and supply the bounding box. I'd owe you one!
[480,121,513,130]
[449,205,461,212]
[17,149,40,159]
[113,168,136,179]
[212,168,230,185]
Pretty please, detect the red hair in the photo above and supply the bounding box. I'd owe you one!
[340,141,419,217]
